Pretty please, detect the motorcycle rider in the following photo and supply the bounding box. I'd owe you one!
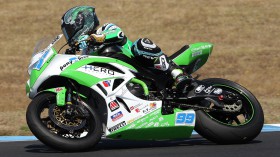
[61,6,190,92]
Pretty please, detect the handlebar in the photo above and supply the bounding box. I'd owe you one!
[64,34,106,55]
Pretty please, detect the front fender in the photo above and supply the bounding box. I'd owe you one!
[33,87,67,106]
[33,87,87,106]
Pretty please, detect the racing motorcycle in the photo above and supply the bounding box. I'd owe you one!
[26,34,264,152]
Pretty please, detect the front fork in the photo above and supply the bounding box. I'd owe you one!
[43,87,86,107]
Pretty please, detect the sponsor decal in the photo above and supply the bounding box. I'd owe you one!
[108,100,120,112]
[111,111,123,122]
[60,56,88,71]
[204,86,215,94]
[195,85,205,93]
[127,115,142,124]
[102,80,111,87]
[149,115,159,122]
[175,112,195,126]
[154,55,169,71]
[158,117,164,122]
[55,87,63,92]
[192,51,202,57]
[136,122,148,129]
[213,88,223,95]
[160,122,170,127]
[127,123,136,129]
[130,103,142,111]
[150,102,156,109]
[153,122,159,127]
[81,65,115,75]
[135,108,140,113]
[142,107,149,114]
[117,31,124,39]
[143,102,157,114]
[108,121,126,132]
[146,122,154,127]
[191,44,212,52]
[196,85,219,94]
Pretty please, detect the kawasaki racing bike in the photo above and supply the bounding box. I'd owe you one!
[26,34,264,151]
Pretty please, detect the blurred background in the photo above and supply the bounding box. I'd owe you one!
[0,0,279,135]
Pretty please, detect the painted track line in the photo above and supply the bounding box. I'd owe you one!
[0,124,279,142]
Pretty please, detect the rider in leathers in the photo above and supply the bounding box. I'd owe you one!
[61,6,190,92]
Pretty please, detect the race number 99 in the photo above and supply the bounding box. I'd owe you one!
[175,111,195,126]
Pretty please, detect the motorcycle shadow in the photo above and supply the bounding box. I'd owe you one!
[24,136,262,153]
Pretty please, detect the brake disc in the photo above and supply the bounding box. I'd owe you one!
[48,104,86,131]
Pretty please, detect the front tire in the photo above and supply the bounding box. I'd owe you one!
[194,78,264,144]
[26,93,102,152]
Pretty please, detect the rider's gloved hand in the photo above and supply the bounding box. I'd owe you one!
[77,35,89,50]
[89,34,105,43]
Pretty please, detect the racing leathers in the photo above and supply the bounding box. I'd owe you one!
[78,23,190,91]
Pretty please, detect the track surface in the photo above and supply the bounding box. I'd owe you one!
[1,132,279,157]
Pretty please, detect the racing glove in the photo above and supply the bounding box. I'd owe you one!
[77,35,89,50]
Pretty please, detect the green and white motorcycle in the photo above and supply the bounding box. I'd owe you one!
[26,34,264,152]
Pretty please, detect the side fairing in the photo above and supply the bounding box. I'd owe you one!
[28,54,137,98]
[106,107,196,140]
[29,53,196,140]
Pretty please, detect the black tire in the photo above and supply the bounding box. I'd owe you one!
[194,78,264,144]
[26,93,102,152]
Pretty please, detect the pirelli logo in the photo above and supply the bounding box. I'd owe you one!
[108,121,126,132]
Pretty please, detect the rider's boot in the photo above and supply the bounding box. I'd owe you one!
[154,55,192,93]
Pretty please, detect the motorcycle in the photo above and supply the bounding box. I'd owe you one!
[26,34,264,152]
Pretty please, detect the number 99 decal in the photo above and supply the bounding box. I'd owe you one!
[175,110,196,126]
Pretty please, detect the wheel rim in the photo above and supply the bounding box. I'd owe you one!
[204,84,255,126]
[38,96,96,138]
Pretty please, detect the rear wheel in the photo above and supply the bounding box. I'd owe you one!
[194,78,264,144]
[26,93,102,152]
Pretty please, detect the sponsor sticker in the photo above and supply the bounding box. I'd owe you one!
[108,100,120,112]
[111,111,123,122]
[143,102,157,114]
[195,85,205,93]
[192,51,202,57]
[80,65,115,75]
[108,121,126,132]
[102,80,111,87]
[204,86,215,94]
[130,103,143,111]
[55,87,63,92]
[213,88,223,95]
[150,102,156,109]
[60,56,88,71]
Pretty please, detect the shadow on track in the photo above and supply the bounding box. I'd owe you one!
[24,137,262,153]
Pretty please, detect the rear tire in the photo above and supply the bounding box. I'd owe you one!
[194,78,264,144]
[26,93,102,152]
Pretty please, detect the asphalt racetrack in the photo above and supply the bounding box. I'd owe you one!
[1,132,279,157]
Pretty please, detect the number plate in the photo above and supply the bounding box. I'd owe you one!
[175,110,196,126]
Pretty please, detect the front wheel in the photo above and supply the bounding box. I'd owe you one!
[26,93,102,152]
[194,78,264,144]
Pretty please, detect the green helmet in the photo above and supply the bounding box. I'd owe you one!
[61,6,99,45]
